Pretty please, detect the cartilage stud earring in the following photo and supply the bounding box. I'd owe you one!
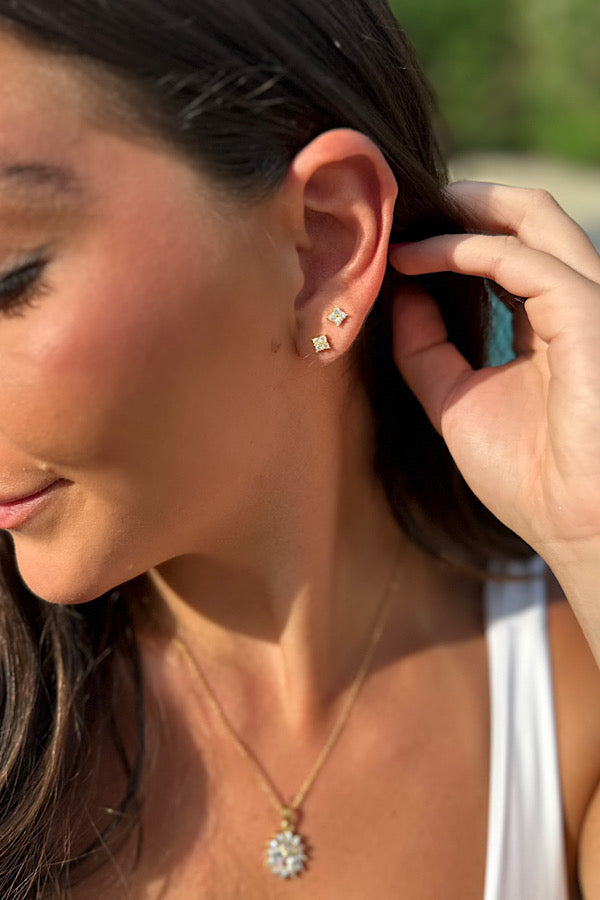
[328,307,349,327]
[312,335,331,353]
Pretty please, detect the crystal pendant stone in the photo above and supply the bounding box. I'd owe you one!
[265,828,307,878]
[265,809,308,878]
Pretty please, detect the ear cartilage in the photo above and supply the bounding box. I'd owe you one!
[328,307,349,327]
[312,335,331,353]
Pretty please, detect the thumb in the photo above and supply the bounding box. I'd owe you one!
[391,282,473,435]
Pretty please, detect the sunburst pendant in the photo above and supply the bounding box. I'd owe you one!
[265,808,308,879]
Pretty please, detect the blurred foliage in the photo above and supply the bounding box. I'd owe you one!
[388,0,600,162]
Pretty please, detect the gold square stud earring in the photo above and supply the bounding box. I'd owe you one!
[327,307,349,327]
[312,335,331,353]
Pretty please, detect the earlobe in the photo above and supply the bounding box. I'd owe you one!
[286,129,397,360]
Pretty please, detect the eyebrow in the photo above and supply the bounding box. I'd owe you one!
[0,161,84,197]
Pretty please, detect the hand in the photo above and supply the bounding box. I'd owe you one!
[388,181,600,569]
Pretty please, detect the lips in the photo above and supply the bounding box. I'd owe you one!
[0,478,68,530]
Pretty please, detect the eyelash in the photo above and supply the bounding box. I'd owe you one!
[0,258,49,317]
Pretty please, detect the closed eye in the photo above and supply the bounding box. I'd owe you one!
[0,257,49,317]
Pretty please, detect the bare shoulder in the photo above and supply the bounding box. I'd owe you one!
[545,568,600,897]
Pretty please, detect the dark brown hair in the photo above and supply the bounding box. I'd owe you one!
[0,0,530,895]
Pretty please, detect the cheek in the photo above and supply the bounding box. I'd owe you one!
[1,208,286,554]
[5,231,250,469]
[6,272,189,468]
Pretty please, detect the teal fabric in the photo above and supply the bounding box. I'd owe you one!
[487,288,516,367]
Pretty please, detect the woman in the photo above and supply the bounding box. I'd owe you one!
[0,1,599,897]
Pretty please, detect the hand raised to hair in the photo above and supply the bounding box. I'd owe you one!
[388,182,600,596]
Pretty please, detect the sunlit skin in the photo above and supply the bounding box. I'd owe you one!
[0,41,306,606]
[0,30,410,707]
[3,28,600,900]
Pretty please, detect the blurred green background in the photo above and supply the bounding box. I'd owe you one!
[389,0,600,163]
[387,0,600,356]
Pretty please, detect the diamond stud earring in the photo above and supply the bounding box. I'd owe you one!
[328,307,349,327]
[312,335,331,353]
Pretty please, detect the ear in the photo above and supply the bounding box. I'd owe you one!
[282,129,397,361]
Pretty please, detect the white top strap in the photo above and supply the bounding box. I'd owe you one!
[483,556,568,900]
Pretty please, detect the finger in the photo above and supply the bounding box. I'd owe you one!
[390,232,563,299]
[446,181,600,284]
[512,305,547,357]
[392,283,473,435]
[389,233,598,344]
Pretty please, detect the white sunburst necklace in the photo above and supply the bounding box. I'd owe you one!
[169,554,401,880]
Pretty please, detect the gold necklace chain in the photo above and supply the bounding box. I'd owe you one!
[169,553,401,880]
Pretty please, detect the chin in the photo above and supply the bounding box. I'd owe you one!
[17,566,108,606]
[10,541,125,606]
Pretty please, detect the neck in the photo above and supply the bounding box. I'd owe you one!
[143,377,431,725]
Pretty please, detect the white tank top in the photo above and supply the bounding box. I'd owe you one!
[483,556,569,899]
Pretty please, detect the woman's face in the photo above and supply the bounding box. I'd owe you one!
[0,32,301,602]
